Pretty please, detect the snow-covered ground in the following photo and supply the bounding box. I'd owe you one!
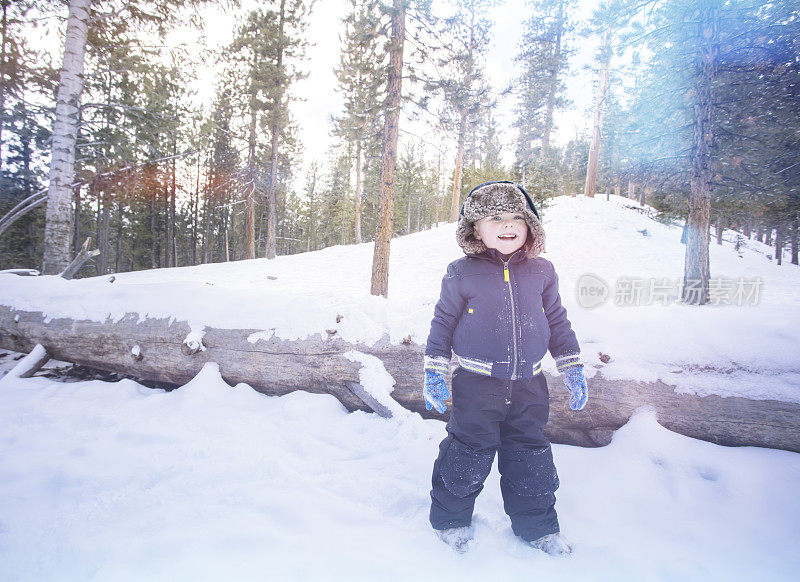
[1,195,799,581]
[1,194,799,401]
[1,357,798,581]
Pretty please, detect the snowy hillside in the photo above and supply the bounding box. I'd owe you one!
[1,194,799,581]
[1,194,798,402]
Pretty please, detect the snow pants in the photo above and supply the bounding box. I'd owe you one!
[429,368,560,542]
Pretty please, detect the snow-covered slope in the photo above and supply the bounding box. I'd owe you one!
[1,194,798,401]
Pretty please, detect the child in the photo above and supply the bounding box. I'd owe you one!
[423,180,588,555]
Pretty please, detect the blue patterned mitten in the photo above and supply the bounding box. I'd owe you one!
[562,365,588,411]
[423,356,451,413]
[556,355,588,411]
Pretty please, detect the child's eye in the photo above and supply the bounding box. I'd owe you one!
[514,215,525,220]
[490,216,502,221]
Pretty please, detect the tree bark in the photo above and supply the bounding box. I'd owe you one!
[265,0,287,261]
[583,33,611,199]
[73,184,82,254]
[114,196,123,272]
[2,307,799,454]
[541,0,564,154]
[682,0,718,305]
[98,189,110,275]
[448,111,467,222]
[0,0,8,180]
[192,157,200,265]
[42,0,91,275]
[149,183,158,269]
[166,152,176,268]
[354,139,363,244]
[370,0,405,298]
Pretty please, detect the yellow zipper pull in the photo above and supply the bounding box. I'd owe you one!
[504,263,510,282]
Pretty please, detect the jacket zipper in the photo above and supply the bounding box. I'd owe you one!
[504,260,519,379]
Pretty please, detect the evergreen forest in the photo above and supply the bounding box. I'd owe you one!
[0,0,797,300]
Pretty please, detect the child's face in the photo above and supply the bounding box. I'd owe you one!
[474,212,528,255]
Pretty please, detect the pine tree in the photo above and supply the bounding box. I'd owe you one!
[333,0,384,244]
[370,0,406,297]
[430,0,496,222]
[513,0,574,180]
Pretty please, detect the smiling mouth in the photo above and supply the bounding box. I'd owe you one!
[497,233,517,240]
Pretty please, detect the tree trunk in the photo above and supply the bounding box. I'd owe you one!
[73,185,82,255]
[542,0,564,154]
[223,207,230,262]
[354,139,363,244]
[370,0,405,298]
[775,221,784,266]
[682,0,718,306]
[42,0,91,275]
[192,157,200,265]
[2,306,800,454]
[114,198,123,273]
[449,111,468,222]
[201,161,212,265]
[98,190,109,275]
[715,212,724,245]
[0,1,7,180]
[166,151,176,268]
[790,214,799,266]
[583,33,610,199]
[149,186,158,269]
[265,0,287,261]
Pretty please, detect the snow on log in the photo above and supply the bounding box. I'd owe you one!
[1,305,799,453]
[0,343,51,380]
[181,329,207,356]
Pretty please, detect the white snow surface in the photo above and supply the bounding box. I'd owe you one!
[0,357,798,581]
[1,194,798,402]
[343,350,409,418]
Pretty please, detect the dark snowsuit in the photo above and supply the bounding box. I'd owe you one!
[425,247,580,541]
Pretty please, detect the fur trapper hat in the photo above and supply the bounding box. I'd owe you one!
[456,181,546,258]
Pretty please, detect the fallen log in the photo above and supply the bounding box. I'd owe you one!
[1,305,798,453]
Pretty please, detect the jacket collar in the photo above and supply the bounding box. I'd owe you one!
[467,248,526,265]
